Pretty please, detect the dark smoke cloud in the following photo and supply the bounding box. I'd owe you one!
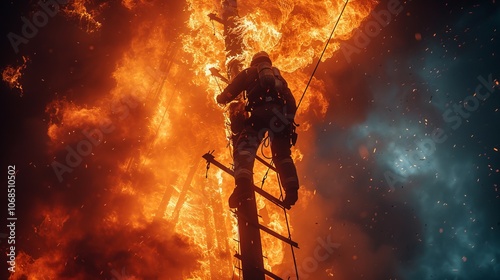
[285,1,500,279]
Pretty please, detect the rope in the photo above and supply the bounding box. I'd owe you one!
[296,0,349,109]
[276,171,300,279]
[260,135,273,160]
[256,4,350,278]
[210,3,350,278]
[259,0,349,193]
[212,74,224,95]
[211,18,216,35]
[260,160,272,189]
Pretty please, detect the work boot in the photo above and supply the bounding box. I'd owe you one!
[228,186,252,208]
[282,189,298,208]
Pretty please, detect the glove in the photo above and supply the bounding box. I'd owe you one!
[216,94,225,104]
[216,91,232,105]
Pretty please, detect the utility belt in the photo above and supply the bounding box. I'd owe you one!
[245,95,284,112]
[243,99,298,146]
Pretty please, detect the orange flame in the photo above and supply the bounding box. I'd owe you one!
[2,56,28,95]
[62,0,103,33]
[11,0,378,279]
[181,0,378,276]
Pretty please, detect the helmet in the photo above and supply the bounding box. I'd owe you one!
[251,51,272,66]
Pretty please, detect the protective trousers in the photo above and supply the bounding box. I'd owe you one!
[230,104,299,208]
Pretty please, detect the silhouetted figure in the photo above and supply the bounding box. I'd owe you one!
[217,51,299,208]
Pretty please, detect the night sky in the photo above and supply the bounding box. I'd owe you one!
[1,0,499,279]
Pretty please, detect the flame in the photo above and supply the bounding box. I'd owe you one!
[62,0,103,33]
[2,56,28,95]
[181,0,377,276]
[9,0,378,279]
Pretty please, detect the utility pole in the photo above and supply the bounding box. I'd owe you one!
[210,1,265,279]
[203,153,297,280]
[207,2,299,279]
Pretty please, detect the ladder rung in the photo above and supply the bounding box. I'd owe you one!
[234,254,283,280]
[236,211,299,248]
[253,186,290,209]
[202,153,234,176]
[258,223,299,248]
[263,268,283,280]
[203,153,289,209]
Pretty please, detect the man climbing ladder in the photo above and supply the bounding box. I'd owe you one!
[216,51,299,209]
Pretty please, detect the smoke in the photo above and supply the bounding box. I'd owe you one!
[3,0,499,279]
[282,1,500,279]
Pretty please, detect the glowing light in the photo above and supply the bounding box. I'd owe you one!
[15,0,379,278]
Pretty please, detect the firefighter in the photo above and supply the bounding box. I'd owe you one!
[216,51,299,209]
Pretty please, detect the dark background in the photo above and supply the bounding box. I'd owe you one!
[1,0,499,279]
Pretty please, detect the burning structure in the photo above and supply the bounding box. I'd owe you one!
[2,0,381,279]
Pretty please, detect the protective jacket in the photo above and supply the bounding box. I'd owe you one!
[216,65,296,118]
[216,60,299,209]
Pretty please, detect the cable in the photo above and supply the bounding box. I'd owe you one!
[211,18,216,35]
[296,0,349,110]
[258,0,350,187]
[260,160,272,189]
[268,11,353,276]
[221,3,350,278]
[212,74,223,94]
[276,171,300,279]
